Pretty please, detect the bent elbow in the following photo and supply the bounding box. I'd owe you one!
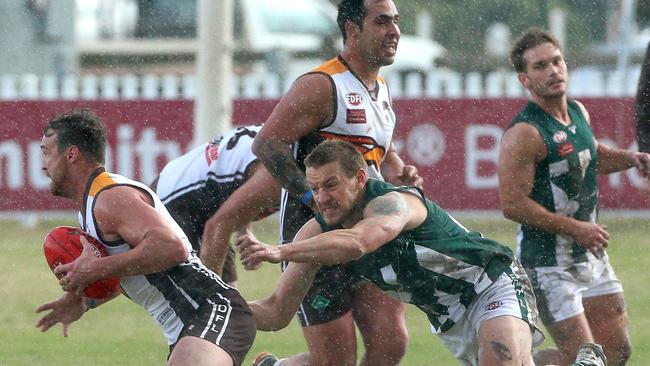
[267,312,292,331]
[173,242,190,263]
[259,321,289,332]
[501,203,520,222]
[251,137,264,157]
[349,244,366,261]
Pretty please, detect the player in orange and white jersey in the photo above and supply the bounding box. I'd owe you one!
[36,110,255,366]
[251,1,422,365]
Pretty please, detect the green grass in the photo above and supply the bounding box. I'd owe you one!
[2,216,649,365]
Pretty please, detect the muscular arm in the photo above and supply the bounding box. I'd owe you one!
[575,100,650,176]
[239,191,426,266]
[57,186,189,292]
[93,186,188,276]
[247,220,323,331]
[200,163,281,274]
[498,124,609,253]
[252,73,334,207]
[596,142,650,176]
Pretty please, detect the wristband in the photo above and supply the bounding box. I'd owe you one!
[85,298,97,310]
[301,190,313,206]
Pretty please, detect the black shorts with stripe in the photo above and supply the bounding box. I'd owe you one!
[169,288,256,366]
[163,182,239,283]
[282,193,360,327]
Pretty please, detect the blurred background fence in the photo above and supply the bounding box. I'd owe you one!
[0,67,643,100]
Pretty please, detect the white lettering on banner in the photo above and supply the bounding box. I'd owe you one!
[105,145,114,172]
[0,141,23,189]
[28,142,49,189]
[0,124,182,191]
[406,123,445,166]
[135,128,182,184]
[465,125,502,189]
[599,138,646,188]
[117,125,135,179]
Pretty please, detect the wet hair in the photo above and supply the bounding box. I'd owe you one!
[304,139,367,178]
[43,109,107,164]
[337,0,367,43]
[510,27,561,73]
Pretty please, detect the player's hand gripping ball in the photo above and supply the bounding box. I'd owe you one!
[43,226,120,299]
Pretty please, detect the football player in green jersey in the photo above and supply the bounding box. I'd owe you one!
[499,28,650,366]
[239,139,543,366]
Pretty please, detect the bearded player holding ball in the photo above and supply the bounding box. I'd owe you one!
[35,109,255,366]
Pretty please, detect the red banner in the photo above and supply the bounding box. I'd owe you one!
[0,98,645,212]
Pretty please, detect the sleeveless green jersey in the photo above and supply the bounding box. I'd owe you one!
[510,100,598,267]
[315,179,514,333]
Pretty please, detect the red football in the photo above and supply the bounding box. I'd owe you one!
[43,226,121,299]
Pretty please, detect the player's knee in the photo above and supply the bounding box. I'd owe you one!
[365,326,408,360]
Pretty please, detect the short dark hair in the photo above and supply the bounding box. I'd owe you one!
[337,0,367,43]
[304,139,367,178]
[510,28,561,73]
[43,109,107,164]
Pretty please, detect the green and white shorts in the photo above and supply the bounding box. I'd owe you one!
[436,261,544,366]
[527,252,623,325]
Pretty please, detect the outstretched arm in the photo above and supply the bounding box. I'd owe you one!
[574,100,650,176]
[200,163,281,274]
[596,142,650,176]
[252,73,334,209]
[238,191,426,266]
[245,219,323,331]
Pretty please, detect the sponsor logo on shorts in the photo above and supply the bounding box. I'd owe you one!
[553,131,568,143]
[485,301,503,312]
[157,307,174,325]
[311,295,331,312]
[346,92,363,106]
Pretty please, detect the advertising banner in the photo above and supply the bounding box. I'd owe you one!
[0,98,644,212]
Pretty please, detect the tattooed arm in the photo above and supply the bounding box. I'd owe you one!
[252,73,335,209]
[237,191,428,265]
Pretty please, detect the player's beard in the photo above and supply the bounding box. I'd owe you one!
[49,170,69,197]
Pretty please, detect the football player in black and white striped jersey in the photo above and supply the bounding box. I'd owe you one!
[152,125,281,285]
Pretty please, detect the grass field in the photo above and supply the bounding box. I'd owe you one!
[1,215,649,365]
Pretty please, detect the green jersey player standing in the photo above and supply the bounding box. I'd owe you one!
[498,28,650,366]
